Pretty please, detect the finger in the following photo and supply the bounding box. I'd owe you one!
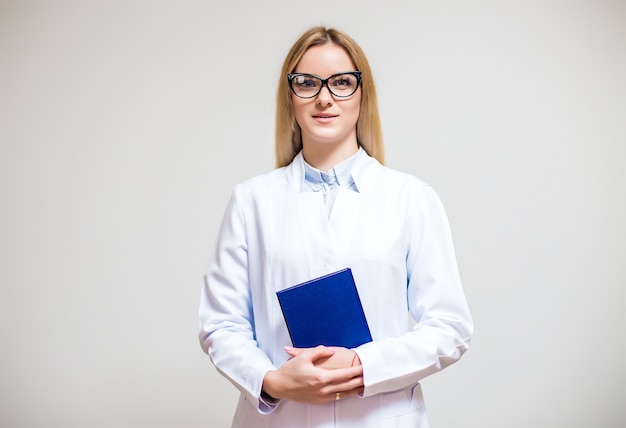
[306,345,336,361]
[326,385,364,403]
[324,364,363,382]
[283,345,334,357]
[319,377,363,399]
[283,346,301,357]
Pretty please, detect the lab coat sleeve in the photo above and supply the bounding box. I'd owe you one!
[356,184,473,397]
[198,186,279,414]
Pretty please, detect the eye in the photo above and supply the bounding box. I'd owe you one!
[293,75,319,90]
[330,75,353,88]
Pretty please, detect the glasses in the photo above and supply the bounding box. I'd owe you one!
[287,71,362,99]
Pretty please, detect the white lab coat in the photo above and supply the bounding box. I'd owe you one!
[199,150,473,427]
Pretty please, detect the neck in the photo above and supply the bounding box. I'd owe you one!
[302,141,359,172]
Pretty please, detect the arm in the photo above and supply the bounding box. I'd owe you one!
[199,188,278,411]
[353,184,473,397]
[199,188,365,411]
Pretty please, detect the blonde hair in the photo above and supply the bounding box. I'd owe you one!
[275,27,384,167]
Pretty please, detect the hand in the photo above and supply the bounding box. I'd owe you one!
[262,345,363,404]
[285,346,361,370]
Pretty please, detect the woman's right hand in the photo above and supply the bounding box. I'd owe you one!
[261,345,364,404]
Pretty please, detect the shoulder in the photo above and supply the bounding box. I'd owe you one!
[362,158,448,217]
[359,154,431,194]
[230,166,291,201]
[233,152,306,197]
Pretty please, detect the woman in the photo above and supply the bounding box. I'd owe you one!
[199,26,473,427]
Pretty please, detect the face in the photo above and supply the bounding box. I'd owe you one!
[292,43,361,151]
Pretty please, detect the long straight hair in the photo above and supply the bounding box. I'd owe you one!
[275,27,384,168]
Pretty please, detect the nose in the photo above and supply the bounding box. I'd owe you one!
[316,84,333,106]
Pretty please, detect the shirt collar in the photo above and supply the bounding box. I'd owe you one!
[287,147,379,193]
[302,149,362,191]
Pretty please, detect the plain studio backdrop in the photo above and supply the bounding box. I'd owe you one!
[1,0,625,427]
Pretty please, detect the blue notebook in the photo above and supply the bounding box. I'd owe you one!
[276,268,372,349]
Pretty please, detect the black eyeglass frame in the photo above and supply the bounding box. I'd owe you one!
[287,71,362,99]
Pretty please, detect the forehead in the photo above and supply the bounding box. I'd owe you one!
[295,43,356,77]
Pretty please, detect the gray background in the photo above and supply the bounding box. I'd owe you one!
[1,0,625,427]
